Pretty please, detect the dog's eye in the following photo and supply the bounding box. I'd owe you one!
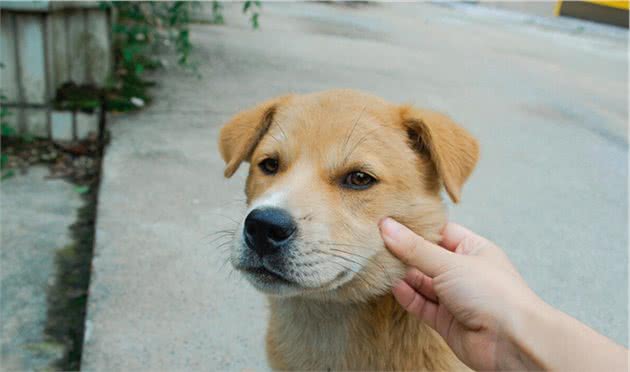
[258,158,279,175]
[343,171,377,190]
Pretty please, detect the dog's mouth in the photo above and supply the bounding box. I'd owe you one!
[233,238,368,295]
[237,261,353,295]
[241,265,295,286]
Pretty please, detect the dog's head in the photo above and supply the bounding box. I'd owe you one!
[219,90,478,302]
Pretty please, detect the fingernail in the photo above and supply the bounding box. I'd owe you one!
[380,217,401,241]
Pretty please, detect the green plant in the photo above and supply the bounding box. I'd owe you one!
[243,1,262,29]
[209,1,261,28]
[101,1,199,112]
[1,123,14,138]
[53,83,102,113]
[1,93,14,138]
[102,1,262,112]
[1,92,15,180]
[211,1,225,24]
[168,2,196,65]
[74,185,90,194]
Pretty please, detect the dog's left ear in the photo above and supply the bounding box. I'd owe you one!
[219,95,293,177]
[400,106,479,203]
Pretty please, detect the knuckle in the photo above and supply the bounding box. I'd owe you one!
[457,236,485,255]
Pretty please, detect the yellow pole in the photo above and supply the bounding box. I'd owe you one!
[554,0,563,16]
[583,1,629,10]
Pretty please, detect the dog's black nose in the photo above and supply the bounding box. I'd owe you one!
[244,208,297,257]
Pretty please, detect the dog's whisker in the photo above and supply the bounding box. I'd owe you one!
[319,244,394,285]
[219,255,233,272]
[315,240,367,249]
[342,125,399,167]
[207,231,236,245]
[275,122,289,141]
[312,247,364,268]
[342,126,383,166]
[209,237,233,248]
[268,132,282,146]
[325,259,373,288]
[215,216,241,226]
[214,240,233,249]
[206,229,236,239]
[342,105,367,155]
[306,244,378,289]
[208,232,235,241]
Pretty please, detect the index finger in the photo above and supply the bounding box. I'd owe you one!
[380,218,457,277]
[439,222,475,251]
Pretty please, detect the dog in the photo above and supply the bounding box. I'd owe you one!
[218,89,478,370]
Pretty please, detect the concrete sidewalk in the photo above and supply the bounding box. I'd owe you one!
[2,167,82,370]
[82,2,628,370]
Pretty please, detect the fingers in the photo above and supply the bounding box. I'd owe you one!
[442,223,515,270]
[439,222,476,252]
[404,268,438,302]
[380,218,456,277]
[392,280,438,330]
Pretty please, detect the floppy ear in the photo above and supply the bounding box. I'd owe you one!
[219,95,292,177]
[400,106,479,203]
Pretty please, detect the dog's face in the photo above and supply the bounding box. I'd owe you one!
[219,90,478,302]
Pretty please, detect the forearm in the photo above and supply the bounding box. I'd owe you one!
[507,299,628,371]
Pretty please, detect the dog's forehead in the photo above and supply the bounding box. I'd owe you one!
[273,93,400,140]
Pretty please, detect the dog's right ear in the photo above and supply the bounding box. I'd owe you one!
[219,95,292,177]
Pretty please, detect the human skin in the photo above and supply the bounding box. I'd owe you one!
[379,218,628,371]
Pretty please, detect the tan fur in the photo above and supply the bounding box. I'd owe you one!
[218,89,479,370]
[266,294,468,371]
[400,106,479,203]
[219,94,293,177]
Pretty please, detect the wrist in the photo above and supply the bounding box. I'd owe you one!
[502,294,555,370]
[504,296,628,372]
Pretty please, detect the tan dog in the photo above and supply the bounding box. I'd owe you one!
[219,89,478,370]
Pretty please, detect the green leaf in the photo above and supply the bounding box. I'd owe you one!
[1,153,8,169]
[1,169,14,181]
[112,23,129,34]
[135,63,144,75]
[99,1,112,10]
[74,185,90,194]
[21,133,34,143]
[1,107,13,119]
[122,48,134,62]
[251,13,259,29]
[243,1,251,13]
[1,123,15,137]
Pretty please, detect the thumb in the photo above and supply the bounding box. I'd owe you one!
[380,218,457,277]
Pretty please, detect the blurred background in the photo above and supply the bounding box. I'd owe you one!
[1,1,628,371]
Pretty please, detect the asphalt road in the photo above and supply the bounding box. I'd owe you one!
[82,3,628,370]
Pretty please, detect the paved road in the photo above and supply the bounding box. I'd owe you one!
[82,3,628,370]
[1,167,82,370]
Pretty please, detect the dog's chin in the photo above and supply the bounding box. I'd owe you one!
[238,265,356,298]
[240,266,303,297]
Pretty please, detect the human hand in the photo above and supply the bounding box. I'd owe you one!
[379,218,543,371]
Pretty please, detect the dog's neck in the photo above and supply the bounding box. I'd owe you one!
[266,292,463,370]
[266,293,392,369]
[269,293,379,331]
